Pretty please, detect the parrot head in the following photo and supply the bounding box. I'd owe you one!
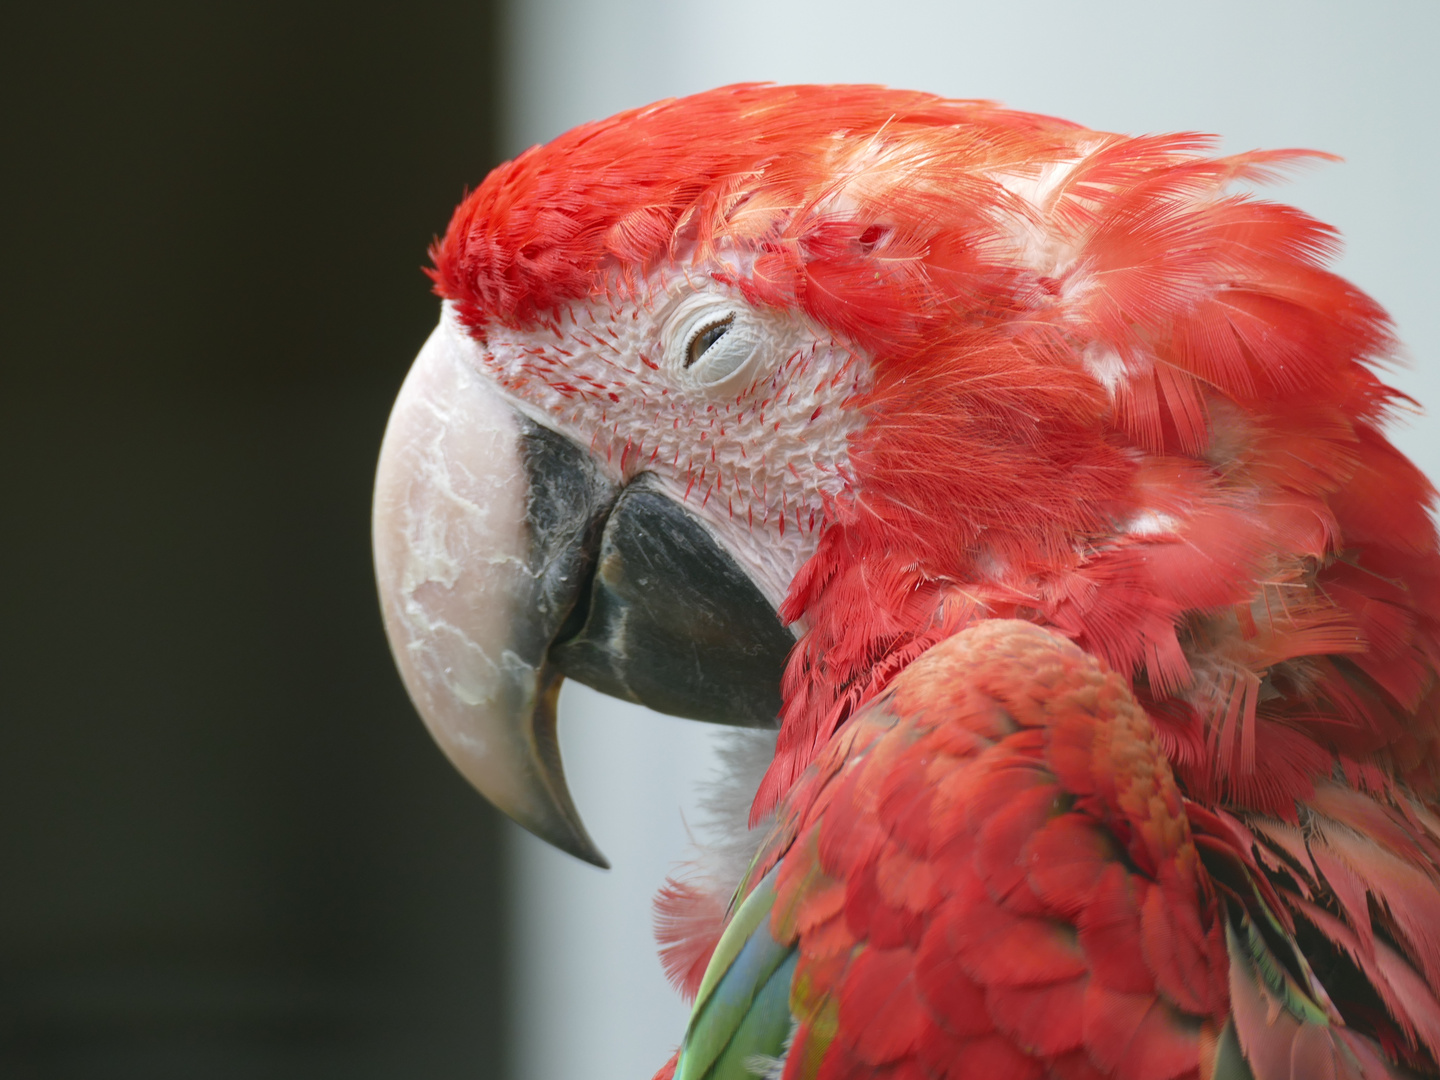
[373,85,1438,866]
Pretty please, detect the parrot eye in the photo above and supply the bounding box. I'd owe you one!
[666,299,763,392]
[685,315,735,368]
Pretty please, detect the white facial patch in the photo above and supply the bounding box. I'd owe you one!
[446,270,870,613]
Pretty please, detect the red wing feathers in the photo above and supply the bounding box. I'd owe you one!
[758,621,1440,1079]
[1202,782,1440,1074]
[768,621,1231,1080]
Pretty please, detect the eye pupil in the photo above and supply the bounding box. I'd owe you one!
[686,315,734,368]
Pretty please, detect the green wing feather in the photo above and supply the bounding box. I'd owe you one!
[676,868,798,1080]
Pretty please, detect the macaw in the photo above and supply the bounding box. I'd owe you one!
[372,85,1440,1079]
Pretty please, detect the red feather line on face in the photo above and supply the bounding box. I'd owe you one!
[428,84,1440,826]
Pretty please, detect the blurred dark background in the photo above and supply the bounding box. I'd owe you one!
[1,5,510,1076]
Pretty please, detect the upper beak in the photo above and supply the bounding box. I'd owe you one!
[372,309,794,866]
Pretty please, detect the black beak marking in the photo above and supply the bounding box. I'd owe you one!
[548,476,793,728]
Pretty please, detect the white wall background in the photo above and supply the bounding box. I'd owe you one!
[501,4,1440,1079]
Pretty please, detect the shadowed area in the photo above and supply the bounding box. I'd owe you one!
[1,4,509,1076]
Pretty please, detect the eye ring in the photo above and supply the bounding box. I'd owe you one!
[685,314,735,368]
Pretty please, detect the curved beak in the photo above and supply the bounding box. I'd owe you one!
[373,309,794,866]
[372,315,614,865]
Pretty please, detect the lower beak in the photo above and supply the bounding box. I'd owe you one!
[372,311,794,866]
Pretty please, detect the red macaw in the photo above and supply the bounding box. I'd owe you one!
[372,85,1440,1079]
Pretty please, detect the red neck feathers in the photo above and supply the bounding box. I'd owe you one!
[752,133,1440,821]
